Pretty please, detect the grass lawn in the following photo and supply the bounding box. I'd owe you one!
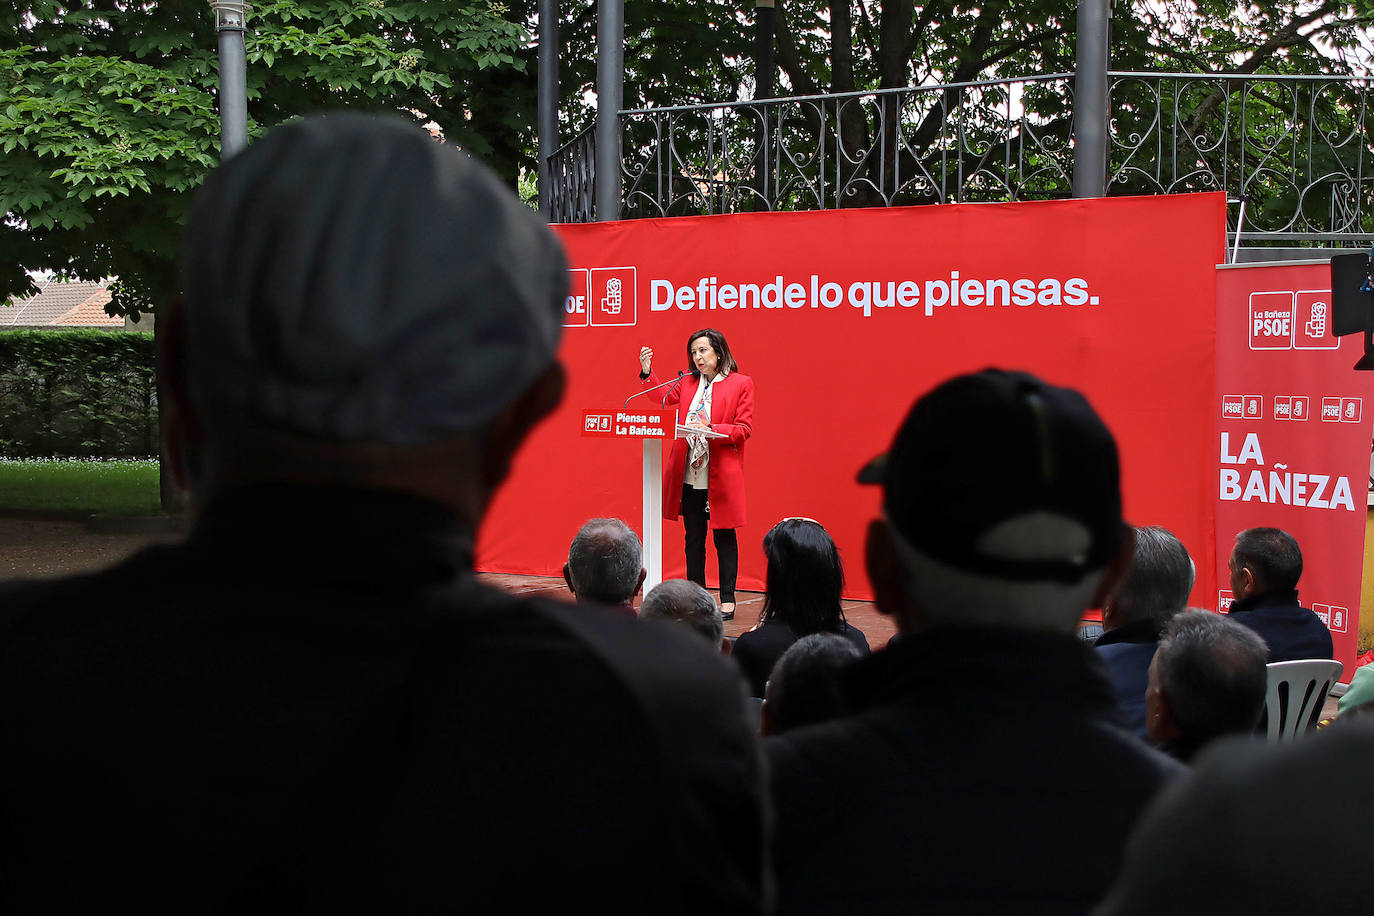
[0,459,162,516]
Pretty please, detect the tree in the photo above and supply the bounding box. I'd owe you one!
[569,1,1374,214]
[1,1,529,318]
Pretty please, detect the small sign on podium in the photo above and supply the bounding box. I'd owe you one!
[580,409,672,439]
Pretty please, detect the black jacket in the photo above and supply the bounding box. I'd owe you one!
[765,627,1182,916]
[0,486,768,915]
[1227,589,1334,661]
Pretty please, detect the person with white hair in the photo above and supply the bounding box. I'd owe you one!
[765,368,1181,915]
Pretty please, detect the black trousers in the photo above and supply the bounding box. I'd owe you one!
[681,485,738,604]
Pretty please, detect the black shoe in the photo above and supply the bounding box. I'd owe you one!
[719,602,735,621]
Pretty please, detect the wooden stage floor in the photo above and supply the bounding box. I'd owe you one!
[478,572,899,647]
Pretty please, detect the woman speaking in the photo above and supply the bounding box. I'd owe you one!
[638,329,754,619]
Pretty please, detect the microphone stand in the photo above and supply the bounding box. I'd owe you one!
[625,370,685,408]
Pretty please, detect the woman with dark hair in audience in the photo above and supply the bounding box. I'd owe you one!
[732,518,870,697]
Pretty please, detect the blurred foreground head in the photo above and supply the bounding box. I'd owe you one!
[859,368,1132,634]
[164,114,567,522]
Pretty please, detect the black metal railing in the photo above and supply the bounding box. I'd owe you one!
[548,71,1374,245]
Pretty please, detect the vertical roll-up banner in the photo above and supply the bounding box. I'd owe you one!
[1216,263,1374,681]
[479,194,1227,606]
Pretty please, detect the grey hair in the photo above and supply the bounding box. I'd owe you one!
[567,518,642,604]
[1109,526,1194,629]
[1156,609,1269,742]
[888,520,1104,633]
[639,579,722,646]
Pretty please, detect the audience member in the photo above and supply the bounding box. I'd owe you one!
[1145,610,1269,762]
[640,578,727,652]
[1226,526,1333,661]
[759,633,862,736]
[562,517,647,613]
[0,115,767,914]
[766,369,1181,915]
[732,517,870,697]
[1094,526,1195,737]
[1095,721,1374,915]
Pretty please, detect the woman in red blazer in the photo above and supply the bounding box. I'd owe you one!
[638,328,754,619]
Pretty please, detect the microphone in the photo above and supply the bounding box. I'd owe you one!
[625,370,684,408]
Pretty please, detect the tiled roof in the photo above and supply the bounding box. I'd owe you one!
[2,280,123,327]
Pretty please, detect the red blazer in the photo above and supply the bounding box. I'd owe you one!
[642,371,754,529]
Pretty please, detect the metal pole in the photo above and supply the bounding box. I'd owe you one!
[537,0,559,219]
[209,2,250,160]
[753,0,775,208]
[595,0,624,221]
[1072,0,1109,198]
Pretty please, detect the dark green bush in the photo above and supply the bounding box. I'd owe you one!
[0,329,156,458]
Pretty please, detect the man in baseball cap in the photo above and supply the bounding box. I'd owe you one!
[766,368,1180,915]
[0,114,766,914]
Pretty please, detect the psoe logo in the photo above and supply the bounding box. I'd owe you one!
[590,266,638,327]
[1294,290,1340,350]
[1313,603,1348,633]
[1291,396,1309,421]
[1321,397,1343,421]
[1218,590,1235,613]
[563,268,589,328]
[1341,397,1362,423]
[1273,396,1292,420]
[584,414,612,433]
[1244,396,1262,419]
[1249,291,1294,350]
[1221,395,1245,419]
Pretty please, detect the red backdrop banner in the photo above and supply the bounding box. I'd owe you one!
[1215,262,1374,679]
[478,194,1228,603]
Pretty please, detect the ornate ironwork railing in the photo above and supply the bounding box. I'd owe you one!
[548,126,595,224]
[616,74,1076,219]
[1108,72,1374,241]
[548,71,1374,244]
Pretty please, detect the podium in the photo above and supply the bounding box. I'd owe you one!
[580,408,725,592]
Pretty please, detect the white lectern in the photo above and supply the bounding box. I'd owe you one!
[579,408,724,593]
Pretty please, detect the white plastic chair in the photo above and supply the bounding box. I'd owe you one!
[1260,659,1343,741]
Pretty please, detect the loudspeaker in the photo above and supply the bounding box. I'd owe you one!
[1329,253,1374,337]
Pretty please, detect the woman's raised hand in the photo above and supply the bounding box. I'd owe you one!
[639,346,653,374]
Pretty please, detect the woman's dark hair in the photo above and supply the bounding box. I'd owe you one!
[758,518,848,636]
[685,328,739,378]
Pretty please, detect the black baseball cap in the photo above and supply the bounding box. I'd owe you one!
[858,369,1126,582]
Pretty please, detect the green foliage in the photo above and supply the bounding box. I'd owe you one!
[1,1,531,317]
[0,328,156,458]
[0,457,161,515]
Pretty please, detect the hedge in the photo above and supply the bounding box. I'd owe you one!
[0,329,157,458]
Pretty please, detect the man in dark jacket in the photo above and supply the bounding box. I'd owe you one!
[765,369,1181,916]
[1226,526,1333,661]
[0,116,767,915]
[1095,526,1195,737]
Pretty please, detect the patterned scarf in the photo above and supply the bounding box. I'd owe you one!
[685,373,720,470]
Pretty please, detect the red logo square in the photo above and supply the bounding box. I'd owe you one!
[1341,397,1362,423]
[1290,397,1309,421]
[1221,395,1244,419]
[589,267,637,327]
[1321,397,1343,422]
[563,269,589,328]
[1243,396,1262,419]
[1273,396,1292,420]
[1218,590,1235,613]
[1312,603,1331,628]
[1249,291,1294,350]
[1294,290,1339,350]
